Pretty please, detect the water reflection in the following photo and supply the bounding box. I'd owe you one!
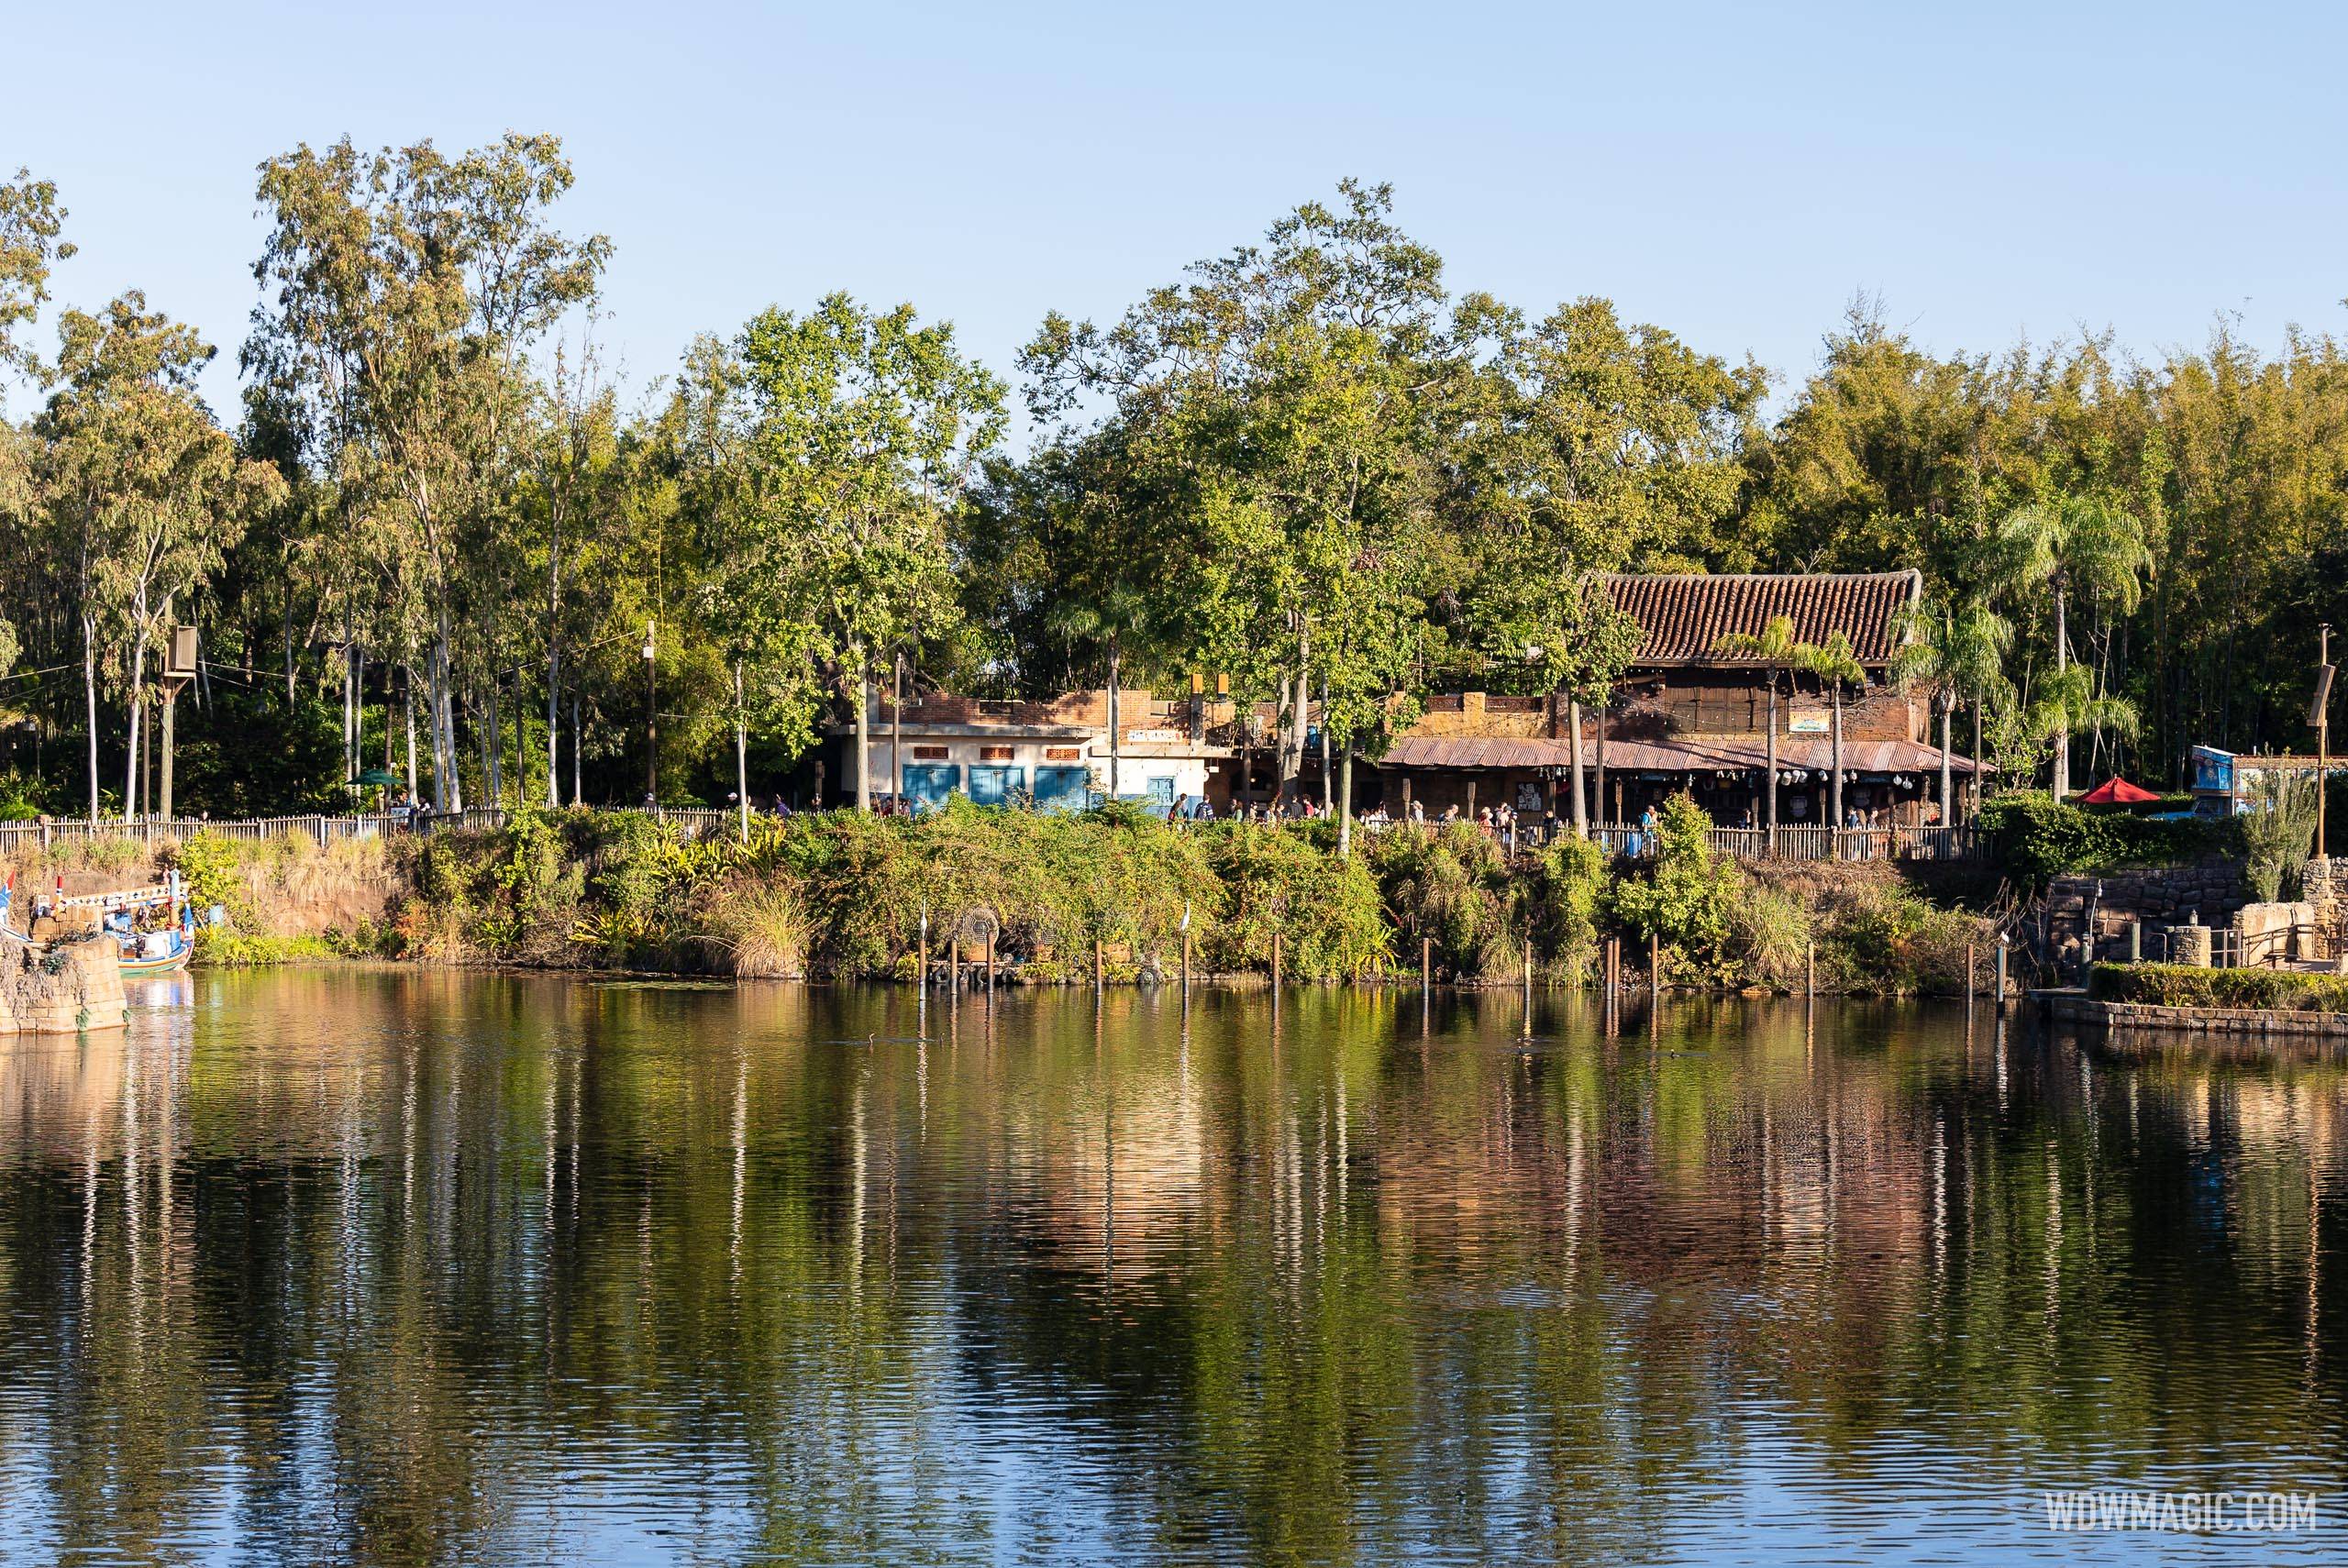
[0,975,2342,1562]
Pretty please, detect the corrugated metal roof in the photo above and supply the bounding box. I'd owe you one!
[1378,735,1981,775]
[1601,571,1922,666]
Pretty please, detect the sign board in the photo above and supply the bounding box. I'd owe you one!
[1124,728,1182,745]
[1788,712,1830,734]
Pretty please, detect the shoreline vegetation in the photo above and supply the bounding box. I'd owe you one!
[139,793,1998,996]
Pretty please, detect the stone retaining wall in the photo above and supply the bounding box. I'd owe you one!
[2047,991,2348,1039]
[2046,860,2246,947]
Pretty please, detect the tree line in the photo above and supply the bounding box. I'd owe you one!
[0,138,2340,822]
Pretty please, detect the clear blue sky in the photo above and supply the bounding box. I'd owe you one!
[6,0,2343,430]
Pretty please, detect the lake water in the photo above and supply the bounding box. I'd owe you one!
[0,971,2342,1564]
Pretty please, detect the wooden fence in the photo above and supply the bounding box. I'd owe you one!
[1362,818,1980,864]
[0,807,1978,865]
[0,805,743,855]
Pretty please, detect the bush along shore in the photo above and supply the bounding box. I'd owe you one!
[151,793,1992,996]
[2090,964,2348,1014]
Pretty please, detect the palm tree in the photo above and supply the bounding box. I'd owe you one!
[2023,662,2140,794]
[1796,631,1866,837]
[1714,613,1803,840]
[1894,593,2012,823]
[1995,494,2152,801]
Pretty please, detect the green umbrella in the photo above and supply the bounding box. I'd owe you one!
[352,767,403,788]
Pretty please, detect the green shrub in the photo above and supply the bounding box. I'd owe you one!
[1978,791,2241,887]
[194,930,339,966]
[1605,794,1740,982]
[166,831,248,922]
[2091,962,2348,1012]
[1515,832,1606,981]
[1367,822,1517,977]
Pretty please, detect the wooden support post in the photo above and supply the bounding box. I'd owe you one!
[986,934,996,990]
[1649,932,1660,999]
[1966,941,1976,999]
[1093,937,1103,989]
[1806,938,1815,999]
[1182,928,1192,990]
[1271,928,1283,990]
[950,939,960,992]
[1995,940,2009,1007]
[1422,935,1433,990]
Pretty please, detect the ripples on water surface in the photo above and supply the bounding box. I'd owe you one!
[0,972,2342,1563]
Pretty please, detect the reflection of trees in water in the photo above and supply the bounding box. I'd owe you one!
[0,977,2345,1561]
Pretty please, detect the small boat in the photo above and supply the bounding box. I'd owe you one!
[59,875,195,977]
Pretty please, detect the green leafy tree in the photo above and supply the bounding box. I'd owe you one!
[247,133,608,811]
[35,293,282,820]
[1024,182,1451,827]
[737,293,1006,810]
[0,166,72,388]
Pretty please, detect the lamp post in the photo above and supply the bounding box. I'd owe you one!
[641,620,657,805]
[2317,623,2333,861]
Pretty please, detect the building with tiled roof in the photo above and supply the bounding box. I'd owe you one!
[1600,570,1922,668]
[1373,569,1979,830]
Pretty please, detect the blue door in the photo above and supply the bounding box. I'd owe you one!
[1033,766,1090,812]
[968,765,1025,807]
[903,764,960,809]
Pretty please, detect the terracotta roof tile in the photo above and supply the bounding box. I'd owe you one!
[1601,570,1922,667]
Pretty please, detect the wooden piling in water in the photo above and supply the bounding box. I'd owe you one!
[1806,938,1815,999]
[1422,935,1433,991]
[1271,929,1283,990]
[1650,933,1660,999]
[950,939,960,992]
[1093,937,1103,989]
[1966,941,1976,999]
[1182,928,1192,990]
[986,934,996,991]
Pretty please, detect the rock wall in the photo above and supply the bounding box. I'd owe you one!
[2046,859,2246,949]
[0,939,125,1032]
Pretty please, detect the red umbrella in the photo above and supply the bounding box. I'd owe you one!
[2077,777,2160,804]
